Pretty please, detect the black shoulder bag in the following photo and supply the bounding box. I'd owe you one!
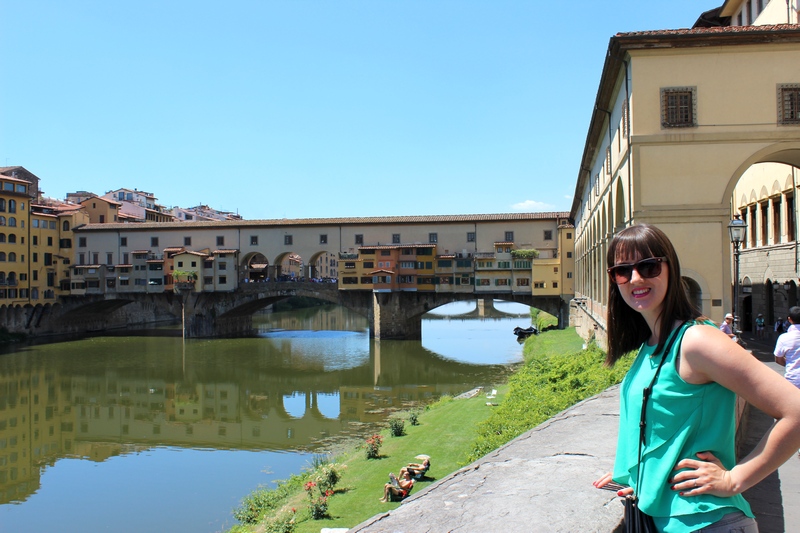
[622,322,687,533]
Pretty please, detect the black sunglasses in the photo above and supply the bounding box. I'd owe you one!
[607,257,667,285]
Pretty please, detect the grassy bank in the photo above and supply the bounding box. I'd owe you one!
[228,326,632,533]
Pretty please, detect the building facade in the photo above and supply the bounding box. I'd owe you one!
[569,7,800,346]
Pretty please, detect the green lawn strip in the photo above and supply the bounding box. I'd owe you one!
[466,328,630,463]
[294,393,501,532]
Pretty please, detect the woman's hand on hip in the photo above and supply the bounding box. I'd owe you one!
[672,451,736,497]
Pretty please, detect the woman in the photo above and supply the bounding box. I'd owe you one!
[400,457,430,479]
[380,470,414,503]
[593,224,800,532]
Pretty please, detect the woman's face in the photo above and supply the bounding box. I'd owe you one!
[612,251,669,321]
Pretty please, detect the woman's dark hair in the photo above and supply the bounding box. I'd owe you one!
[605,224,701,366]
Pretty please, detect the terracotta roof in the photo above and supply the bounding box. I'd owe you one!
[174,250,209,257]
[115,264,133,268]
[75,212,571,232]
[616,24,800,40]
[359,244,437,250]
[146,258,164,263]
[163,247,184,252]
[493,242,514,246]
[74,264,103,269]
[213,249,238,254]
[368,269,395,275]
[436,254,456,258]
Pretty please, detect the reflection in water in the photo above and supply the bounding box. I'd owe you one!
[0,304,521,533]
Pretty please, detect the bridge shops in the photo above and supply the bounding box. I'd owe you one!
[26,212,576,339]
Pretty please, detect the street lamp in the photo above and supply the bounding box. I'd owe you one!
[728,214,747,336]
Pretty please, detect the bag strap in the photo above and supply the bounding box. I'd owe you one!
[635,320,689,492]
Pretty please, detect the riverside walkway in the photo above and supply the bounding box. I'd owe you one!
[349,333,800,533]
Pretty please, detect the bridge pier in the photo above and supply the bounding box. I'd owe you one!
[372,292,423,340]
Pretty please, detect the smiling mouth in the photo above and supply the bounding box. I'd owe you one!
[632,288,650,297]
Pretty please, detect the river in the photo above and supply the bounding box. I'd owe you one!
[0,300,530,532]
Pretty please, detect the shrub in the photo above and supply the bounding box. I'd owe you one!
[389,417,405,437]
[264,507,296,533]
[408,410,420,426]
[304,481,331,520]
[364,434,383,459]
[233,488,285,524]
[315,462,343,493]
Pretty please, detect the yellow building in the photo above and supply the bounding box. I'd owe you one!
[79,196,121,224]
[0,173,32,303]
[569,10,800,346]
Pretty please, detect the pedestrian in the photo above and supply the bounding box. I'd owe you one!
[755,313,765,340]
[719,312,736,340]
[593,224,800,532]
[774,306,800,391]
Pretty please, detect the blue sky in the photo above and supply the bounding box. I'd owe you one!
[1,1,708,220]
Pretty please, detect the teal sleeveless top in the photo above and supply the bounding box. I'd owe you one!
[612,321,754,532]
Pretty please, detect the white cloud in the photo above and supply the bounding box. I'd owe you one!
[511,199,556,211]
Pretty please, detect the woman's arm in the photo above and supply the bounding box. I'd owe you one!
[674,325,800,496]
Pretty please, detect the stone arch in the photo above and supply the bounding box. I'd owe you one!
[722,141,800,203]
[681,267,711,316]
[240,250,270,282]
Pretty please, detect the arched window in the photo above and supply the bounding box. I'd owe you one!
[8,272,16,283]
[0,216,6,226]
[8,253,16,262]
[0,199,6,211]
[0,272,6,283]
[63,220,70,232]
[8,218,16,227]
[0,233,6,243]
[8,234,15,244]
[8,200,16,214]
[0,252,6,262]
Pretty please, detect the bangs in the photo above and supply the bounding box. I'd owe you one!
[607,225,670,267]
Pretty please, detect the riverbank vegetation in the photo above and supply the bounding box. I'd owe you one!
[227,326,632,533]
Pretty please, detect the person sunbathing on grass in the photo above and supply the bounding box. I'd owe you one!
[400,457,430,479]
[380,470,414,502]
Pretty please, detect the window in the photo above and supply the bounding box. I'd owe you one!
[544,230,553,240]
[33,253,38,263]
[184,236,192,246]
[218,262,227,270]
[661,87,696,128]
[567,272,573,279]
[355,234,363,245]
[605,147,611,175]
[107,253,113,265]
[216,236,224,246]
[284,235,293,245]
[92,253,99,264]
[151,237,159,247]
[505,231,514,242]
[63,220,70,232]
[33,236,38,245]
[120,237,127,246]
[567,252,573,258]
[319,234,327,244]
[99,215,105,223]
[32,219,39,228]
[79,237,87,247]
[392,233,401,244]
[47,236,53,246]
[566,232,572,239]
[773,197,782,243]
[516,278,530,286]
[429,233,438,244]
[788,195,796,241]
[218,276,227,284]
[467,232,475,242]
[778,84,800,125]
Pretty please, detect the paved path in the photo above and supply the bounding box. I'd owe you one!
[348,332,800,533]
[737,333,800,533]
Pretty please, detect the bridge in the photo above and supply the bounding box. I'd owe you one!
[32,280,566,339]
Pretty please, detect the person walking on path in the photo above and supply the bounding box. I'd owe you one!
[774,306,800,391]
[755,313,765,340]
[593,224,800,532]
